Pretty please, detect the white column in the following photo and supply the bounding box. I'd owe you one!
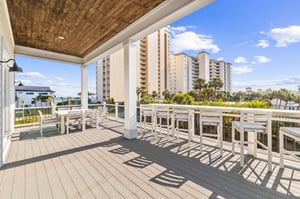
[81,65,88,109]
[0,61,3,168]
[0,37,4,168]
[115,102,119,120]
[96,60,104,102]
[123,41,137,139]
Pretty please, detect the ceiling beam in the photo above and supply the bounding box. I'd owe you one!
[15,45,83,65]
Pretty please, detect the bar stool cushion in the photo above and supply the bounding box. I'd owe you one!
[280,127,300,138]
[232,121,266,131]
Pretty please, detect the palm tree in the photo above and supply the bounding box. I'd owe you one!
[193,78,206,91]
[136,87,143,102]
[232,91,243,102]
[162,90,173,100]
[188,90,200,101]
[200,87,214,101]
[271,90,280,108]
[136,87,148,103]
[151,91,158,99]
[280,89,293,110]
[277,89,290,109]
[208,78,223,100]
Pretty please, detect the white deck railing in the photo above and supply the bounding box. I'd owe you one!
[14,103,300,154]
[140,104,300,153]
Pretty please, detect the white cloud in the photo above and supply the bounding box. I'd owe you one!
[233,76,300,89]
[47,80,53,84]
[19,72,46,79]
[171,26,187,34]
[256,40,269,48]
[170,31,220,54]
[54,76,64,80]
[170,25,196,34]
[234,56,247,64]
[217,57,224,61]
[267,25,300,47]
[232,66,253,75]
[254,56,271,63]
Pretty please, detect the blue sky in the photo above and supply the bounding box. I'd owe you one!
[170,0,300,92]
[16,0,300,96]
[15,57,96,97]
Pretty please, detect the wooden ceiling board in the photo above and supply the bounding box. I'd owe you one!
[7,0,166,57]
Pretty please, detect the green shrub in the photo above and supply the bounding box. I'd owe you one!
[192,100,271,109]
[105,97,115,104]
[240,100,271,108]
[163,99,173,104]
[141,95,157,104]
[173,93,194,104]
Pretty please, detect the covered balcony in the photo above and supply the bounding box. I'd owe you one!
[1,0,300,198]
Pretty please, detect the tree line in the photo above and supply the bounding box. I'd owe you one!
[136,78,300,109]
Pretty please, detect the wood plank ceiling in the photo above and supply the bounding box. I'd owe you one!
[7,0,166,57]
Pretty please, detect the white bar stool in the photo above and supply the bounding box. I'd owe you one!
[172,107,194,146]
[232,110,272,172]
[279,127,300,168]
[139,105,154,135]
[155,106,171,138]
[200,110,223,156]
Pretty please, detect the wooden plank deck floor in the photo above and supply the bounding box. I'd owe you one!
[1,119,300,199]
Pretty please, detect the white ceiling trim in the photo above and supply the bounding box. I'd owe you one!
[14,45,83,65]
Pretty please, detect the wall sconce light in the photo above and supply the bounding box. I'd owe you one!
[0,58,23,73]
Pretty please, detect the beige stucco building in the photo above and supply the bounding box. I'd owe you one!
[169,52,232,94]
[169,53,196,93]
[209,59,232,92]
[96,27,169,102]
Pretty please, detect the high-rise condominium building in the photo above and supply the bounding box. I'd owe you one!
[168,51,232,93]
[169,53,196,93]
[209,59,232,92]
[96,27,169,102]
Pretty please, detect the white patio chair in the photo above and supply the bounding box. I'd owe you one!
[38,110,60,137]
[279,127,300,168]
[66,110,82,134]
[172,107,194,146]
[139,105,154,135]
[85,109,99,129]
[155,106,171,138]
[200,109,223,156]
[98,106,107,124]
[232,110,272,172]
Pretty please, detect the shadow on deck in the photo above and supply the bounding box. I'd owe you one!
[1,119,299,198]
